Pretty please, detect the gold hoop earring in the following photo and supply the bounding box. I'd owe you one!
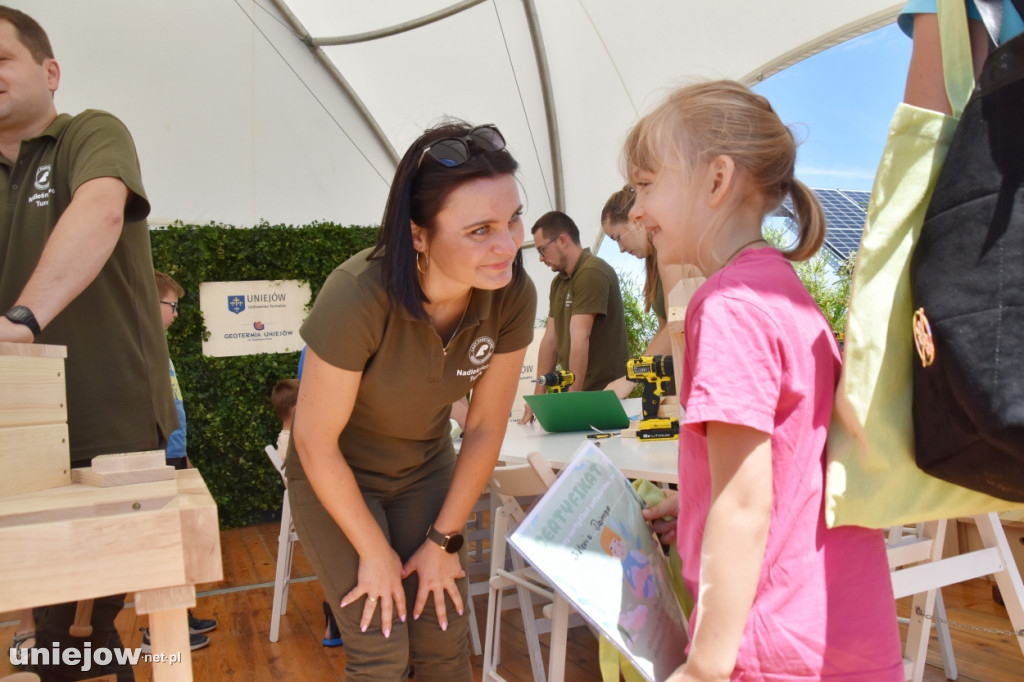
[416,250,430,274]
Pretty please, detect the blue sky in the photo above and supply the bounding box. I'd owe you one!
[752,22,913,192]
[598,21,914,274]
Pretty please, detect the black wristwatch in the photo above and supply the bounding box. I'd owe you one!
[4,305,41,338]
[426,525,464,554]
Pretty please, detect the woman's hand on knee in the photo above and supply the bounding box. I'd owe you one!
[340,546,407,637]
[403,542,466,630]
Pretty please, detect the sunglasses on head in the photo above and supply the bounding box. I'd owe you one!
[419,124,506,169]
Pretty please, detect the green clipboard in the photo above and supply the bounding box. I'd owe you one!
[523,390,630,433]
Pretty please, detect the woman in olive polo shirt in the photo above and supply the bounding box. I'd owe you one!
[286,121,537,681]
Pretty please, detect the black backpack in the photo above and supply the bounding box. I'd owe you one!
[910,0,1024,501]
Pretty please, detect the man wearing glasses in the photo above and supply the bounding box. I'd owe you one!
[0,8,177,680]
[521,210,629,423]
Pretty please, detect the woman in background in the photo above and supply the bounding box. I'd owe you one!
[601,185,672,398]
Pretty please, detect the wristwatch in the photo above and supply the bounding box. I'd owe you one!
[4,305,41,338]
[426,524,464,554]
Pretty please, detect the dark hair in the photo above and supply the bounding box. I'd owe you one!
[531,210,580,245]
[601,186,659,314]
[0,7,54,63]
[271,379,300,422]
[370,119,521,319]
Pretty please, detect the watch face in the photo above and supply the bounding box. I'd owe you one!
[5,305,40,337]
[444,533,464,554]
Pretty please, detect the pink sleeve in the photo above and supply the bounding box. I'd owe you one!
[683,295,781,437]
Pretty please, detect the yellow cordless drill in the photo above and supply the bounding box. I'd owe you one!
[626,355,679,441]
[533,369,575,393]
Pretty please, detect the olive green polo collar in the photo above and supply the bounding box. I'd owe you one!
[0,113,72,168]
[557,247,593,281]
[38,113,73,138]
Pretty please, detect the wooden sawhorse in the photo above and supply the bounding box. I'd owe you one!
[887,513,1024,681]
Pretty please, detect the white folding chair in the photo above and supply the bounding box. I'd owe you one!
[886,523,957,680]
[482,451,573,682]
[266,444,299,643]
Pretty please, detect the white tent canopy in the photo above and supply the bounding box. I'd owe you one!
[14,0,900,285]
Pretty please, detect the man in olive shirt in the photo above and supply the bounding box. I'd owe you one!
[0,8,176,680]
[521,210,629,423]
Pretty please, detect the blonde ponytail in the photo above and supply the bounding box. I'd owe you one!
[782,178,826,262]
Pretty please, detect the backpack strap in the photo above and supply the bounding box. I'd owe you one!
[938,0,976,117]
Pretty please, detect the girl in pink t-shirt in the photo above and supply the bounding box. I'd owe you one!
[628,81,903,681]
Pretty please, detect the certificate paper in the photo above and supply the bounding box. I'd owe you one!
[509,442,689,681]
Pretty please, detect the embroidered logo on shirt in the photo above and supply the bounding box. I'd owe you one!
[34,165,52,190]
[564,291,572,308]
[469,336,495,365]
[26,165,55,208]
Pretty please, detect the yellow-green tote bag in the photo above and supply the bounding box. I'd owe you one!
[826,0,1024,528]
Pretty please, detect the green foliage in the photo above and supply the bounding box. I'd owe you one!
[620,272,660,358]
[763,225,855,337]
[151,221,379,528]
[619,273,660,398]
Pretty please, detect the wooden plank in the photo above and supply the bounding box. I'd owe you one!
[0,354,67,428]
[0,478,176,519]
[0,506,186,611]
[169,470,224,586]
[0,423,70,497]
[73,466,177,487]
[148,607,194,681]
[136,585,197,614]
[958,516,1024,581]
[894,547,1007,600]
[209,590,275,682]
[663,264,704,395]
[0,341,67,358]
[91,451,167,473]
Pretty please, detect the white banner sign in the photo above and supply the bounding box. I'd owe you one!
[200,280,310,357]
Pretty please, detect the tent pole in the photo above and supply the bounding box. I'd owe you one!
[266,0,399,167]
[521,0,565,212]
[314,0,489,45]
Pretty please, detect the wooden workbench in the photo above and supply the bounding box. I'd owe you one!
[0,468,222,681]
[0,341,222,681]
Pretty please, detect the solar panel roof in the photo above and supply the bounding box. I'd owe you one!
[776,188,871,264]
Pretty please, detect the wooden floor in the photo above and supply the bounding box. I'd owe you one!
[2,522,1022,681]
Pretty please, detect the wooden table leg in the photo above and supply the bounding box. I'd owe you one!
[135,585,196,682]
[147,608,193,682]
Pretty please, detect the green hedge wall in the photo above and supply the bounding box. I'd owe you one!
[150,221,379,528]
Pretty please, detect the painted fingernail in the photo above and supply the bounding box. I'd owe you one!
[441,621,448,632]
[384,627,391,638]
[340,601,347,608]
[361,623,367,633]
[400,614,407,623]
[413,613,420,621]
